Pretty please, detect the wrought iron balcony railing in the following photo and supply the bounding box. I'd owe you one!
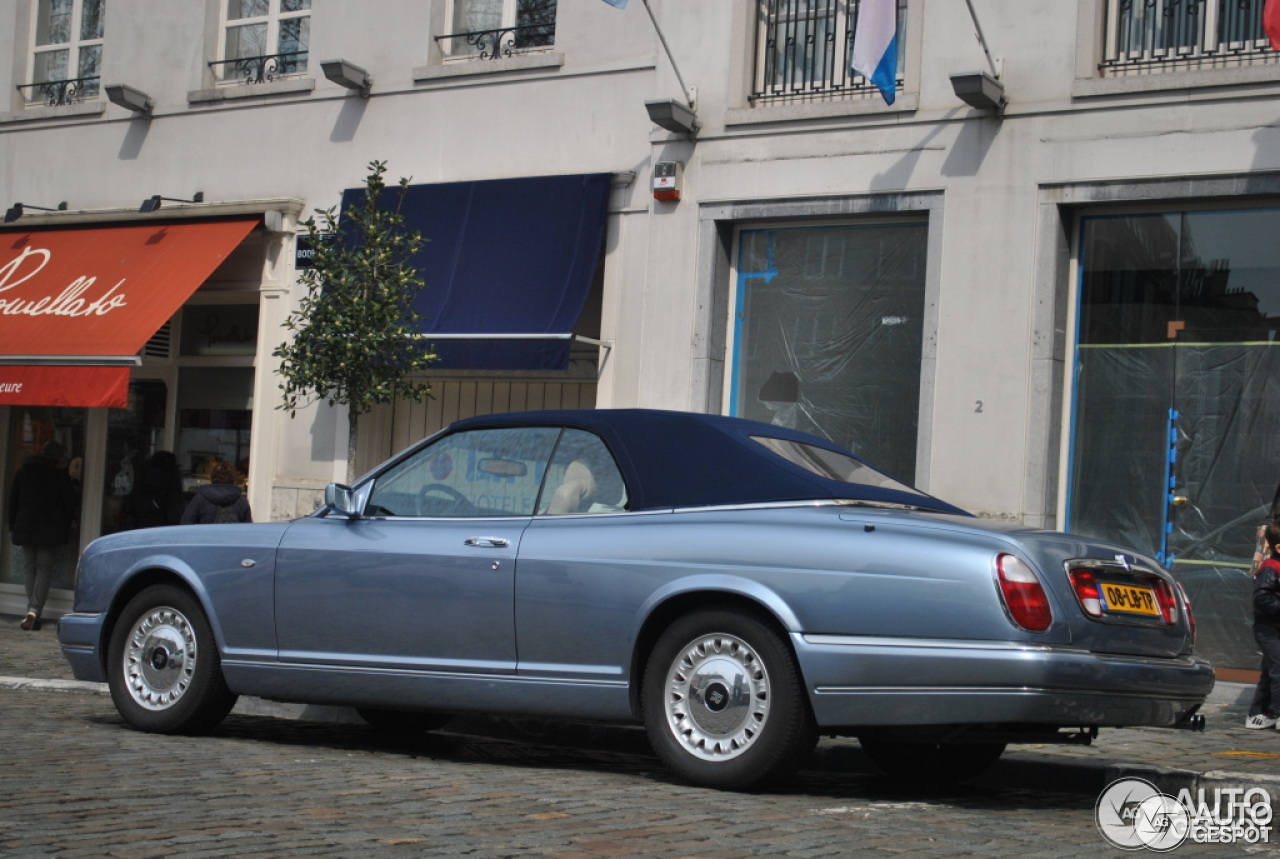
[434,23,556,61]
[1101,0,1279,76]
[208,51,309,85]
[18,76,100,106]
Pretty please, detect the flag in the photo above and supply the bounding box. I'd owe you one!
[851,0,898,105]
[600,0,628,8]
[1266,0,1280,50]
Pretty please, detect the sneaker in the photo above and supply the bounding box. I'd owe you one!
[1245,714,1277,729]
[18,611,36,631]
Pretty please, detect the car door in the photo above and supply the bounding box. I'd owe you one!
[274,426,559,673]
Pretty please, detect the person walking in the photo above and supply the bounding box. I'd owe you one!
[7,441,78,631]
[1246,519,1280,729]
[181,461,252,525]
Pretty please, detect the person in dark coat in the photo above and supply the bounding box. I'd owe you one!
[181,461,252,524]
[8,441,78,630]
[122,451,184,529]
[1247,519,1280,730]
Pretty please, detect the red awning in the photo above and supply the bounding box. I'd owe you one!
[0,219,258,408]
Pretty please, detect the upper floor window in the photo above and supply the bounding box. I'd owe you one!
[439,0,557,60]
[212,0,310,84]
[1102,0,1276,76]
[752,0,906,105]
[24,0,104,105]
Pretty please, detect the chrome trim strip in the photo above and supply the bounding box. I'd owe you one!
[221,659,629,688]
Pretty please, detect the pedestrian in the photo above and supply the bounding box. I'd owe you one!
[1246,518,1280,729]
[7,441,78,631]
[181,461,252,524]
[122,450,184,529]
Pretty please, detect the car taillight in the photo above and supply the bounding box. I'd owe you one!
[1152,577,1179,624]
[1068,568,1102,618]
[1177,581,1196,643]
[996,554,1052,632]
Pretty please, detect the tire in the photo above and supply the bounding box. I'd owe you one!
[859,737,1006,784]
[642,609,816,790]
[357,708,453,734]
[106,585,237,734]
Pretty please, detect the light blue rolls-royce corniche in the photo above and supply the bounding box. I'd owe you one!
[58,409,1213,790]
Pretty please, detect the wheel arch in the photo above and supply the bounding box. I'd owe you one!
[96,566,217,677]
[627,586,804,719]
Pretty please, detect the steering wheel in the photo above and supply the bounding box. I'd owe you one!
[416,483,470,515]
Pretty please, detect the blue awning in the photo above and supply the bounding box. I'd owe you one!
[340,173,612,371]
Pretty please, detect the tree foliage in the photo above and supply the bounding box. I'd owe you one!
[274,161,435,470]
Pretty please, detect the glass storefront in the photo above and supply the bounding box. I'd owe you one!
[730,222,928,483]
[1069,207,1280,669]
[2,405,86,594]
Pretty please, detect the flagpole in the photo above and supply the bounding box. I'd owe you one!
[641,0,695,108]
[962,0,1000,79]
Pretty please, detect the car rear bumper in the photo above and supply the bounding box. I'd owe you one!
[57,612,107,683]
[794,633,1215,729]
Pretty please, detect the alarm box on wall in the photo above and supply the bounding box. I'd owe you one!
[653,161,683,201]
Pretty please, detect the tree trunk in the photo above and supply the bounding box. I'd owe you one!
[346,406,360,485]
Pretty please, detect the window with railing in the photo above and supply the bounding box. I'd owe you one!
[752,0,906,105]
[437,0,557,61]
[210,0,310,85]
[22,0,104,106]
[1101,0,1278,76]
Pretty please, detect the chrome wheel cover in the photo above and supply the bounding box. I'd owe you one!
[662,632,770,762]
[121,606,198,711]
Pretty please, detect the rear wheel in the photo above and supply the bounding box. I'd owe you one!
[106,585,237,734]
[642,609,816,790]
[858,737,1006,784]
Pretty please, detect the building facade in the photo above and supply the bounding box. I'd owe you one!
[1,0,1278,669]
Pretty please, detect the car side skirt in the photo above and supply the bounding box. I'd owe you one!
[222,662,636,722]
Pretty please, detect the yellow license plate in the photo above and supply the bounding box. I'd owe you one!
[1100,582,1160,616]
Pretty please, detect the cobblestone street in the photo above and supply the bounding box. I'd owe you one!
[4,619,1280,856]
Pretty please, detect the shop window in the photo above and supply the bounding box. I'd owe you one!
[729,222,927,483]
[180,304,259,357]
[213,0,310,84]
[23,0,104,105]
[2,406,85,592]
[176,367,253,495]
[102,380,168,535]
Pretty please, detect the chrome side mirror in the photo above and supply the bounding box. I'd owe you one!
[324,482,358,517]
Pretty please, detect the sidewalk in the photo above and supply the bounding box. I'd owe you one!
[4,613,1279,804]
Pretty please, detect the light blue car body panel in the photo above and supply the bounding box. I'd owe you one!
[60,502,1213,731]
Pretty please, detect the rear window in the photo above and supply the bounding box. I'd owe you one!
[750,436,924,496]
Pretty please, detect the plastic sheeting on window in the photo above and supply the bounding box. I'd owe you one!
[731,223,927,485]
[1070,341,1280,669]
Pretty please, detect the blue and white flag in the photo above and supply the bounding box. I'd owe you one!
[600,0,628,8]
[851,0,898,105]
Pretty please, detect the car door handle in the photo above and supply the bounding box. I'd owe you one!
[464,537,510,548]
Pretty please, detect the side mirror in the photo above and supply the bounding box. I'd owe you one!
[324,482,358,517]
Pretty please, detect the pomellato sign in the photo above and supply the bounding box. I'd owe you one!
[0,219,257,360]
[0,246,129,319]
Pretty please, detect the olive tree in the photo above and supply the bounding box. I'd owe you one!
[274,160,436,479]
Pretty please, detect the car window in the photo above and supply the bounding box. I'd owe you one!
[366,427,558,517]
[749,435,925,497]
[537,429,628,514]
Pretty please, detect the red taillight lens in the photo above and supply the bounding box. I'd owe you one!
[996,554,1052,632]
[1177,581,1196,643]
[1068,568,1103,617]
[1152,577,1179,624]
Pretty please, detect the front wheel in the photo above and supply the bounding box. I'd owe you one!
[106,585,237,734]
[642,610,816,790]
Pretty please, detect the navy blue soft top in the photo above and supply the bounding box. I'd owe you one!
[445,409,970,516]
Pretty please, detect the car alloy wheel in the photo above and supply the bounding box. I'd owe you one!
[643,609,815,790]
[107,585,237,734]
